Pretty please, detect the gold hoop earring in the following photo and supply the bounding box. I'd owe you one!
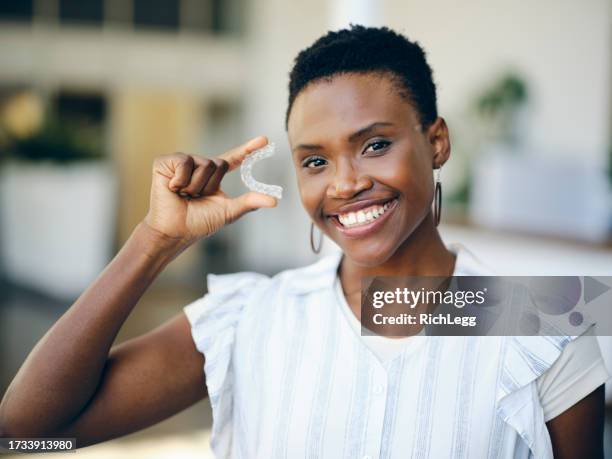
[310,222,323,254]
[432,166,442,226]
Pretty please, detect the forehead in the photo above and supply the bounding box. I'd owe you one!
[287,73,417,145]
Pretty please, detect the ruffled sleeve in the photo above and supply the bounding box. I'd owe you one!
[183,271,270,458]
[497,327,595,458]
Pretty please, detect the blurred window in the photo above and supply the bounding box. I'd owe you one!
[0,0,244,36]
[210,0,223,32]
[60,0,104,25]
[133,0,179,31]
[54,92,107,124]
[0,0,33,22]
[181,0,212,32]
[209,0,243,36]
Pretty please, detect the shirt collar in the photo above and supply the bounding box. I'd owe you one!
[287,242,494,295]
[287,251,343,295]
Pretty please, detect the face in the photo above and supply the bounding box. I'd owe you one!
[287,72,450,267]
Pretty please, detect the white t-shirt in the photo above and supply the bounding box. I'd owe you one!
[333,271,610,422]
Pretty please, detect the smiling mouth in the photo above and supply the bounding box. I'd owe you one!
[329,197,399,236]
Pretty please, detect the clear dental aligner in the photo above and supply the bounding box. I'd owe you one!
[240,142,283,199]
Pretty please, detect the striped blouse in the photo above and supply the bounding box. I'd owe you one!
[183,242,601,458]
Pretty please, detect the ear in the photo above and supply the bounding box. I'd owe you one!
[426,117,451,168]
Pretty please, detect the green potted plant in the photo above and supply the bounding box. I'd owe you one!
[444,72,529,220]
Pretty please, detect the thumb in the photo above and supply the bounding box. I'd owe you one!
[218,135,268,172]
[225,191,278,222]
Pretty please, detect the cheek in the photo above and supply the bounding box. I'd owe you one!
[370,146,433,204]
[297,173,328,218]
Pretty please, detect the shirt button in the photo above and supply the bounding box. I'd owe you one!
[373,384,385,395]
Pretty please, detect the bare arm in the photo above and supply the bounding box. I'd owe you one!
[546,384,605,458]
[0,136,276,446]
[56,311,207,446]
[0,222,201,444]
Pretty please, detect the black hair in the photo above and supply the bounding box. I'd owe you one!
[285,24,438,131]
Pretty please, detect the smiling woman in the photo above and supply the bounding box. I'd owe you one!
[0,24,608,459]
[288,72,449,268]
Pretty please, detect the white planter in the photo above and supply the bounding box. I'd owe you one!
[0,160,117,300]
[469,146,612,243]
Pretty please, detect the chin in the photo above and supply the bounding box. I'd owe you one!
[340,240,398,268]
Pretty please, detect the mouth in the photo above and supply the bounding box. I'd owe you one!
[328,197,399,238]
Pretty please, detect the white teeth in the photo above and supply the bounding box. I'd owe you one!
[337,199,395,228]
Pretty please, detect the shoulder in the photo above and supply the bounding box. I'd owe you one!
[182,254,339,363]
[232,252,342,335]
[232,252,342,312]
[192,251,342,312]
[447,242,498,276]
[269,251,343,295]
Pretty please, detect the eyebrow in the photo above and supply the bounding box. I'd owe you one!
[348,121,394,143]
[293,121,395,153]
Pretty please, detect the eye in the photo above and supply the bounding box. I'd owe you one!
[302,156,327,168]
[364,140,391,155]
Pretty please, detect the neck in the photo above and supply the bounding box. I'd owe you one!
[338,213,457,295]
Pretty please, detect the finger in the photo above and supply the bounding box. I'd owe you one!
[217,135,268,172]
[168,155,195,191]
[192,157,217,193]
[201,158,229,195]
[180,160,215,196]
[224,191,278,223]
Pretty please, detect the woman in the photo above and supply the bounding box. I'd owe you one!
[0,25,608,458]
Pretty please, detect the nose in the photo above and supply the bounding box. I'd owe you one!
[326,158,373,199]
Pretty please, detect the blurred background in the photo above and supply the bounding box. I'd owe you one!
[0,0,610,457]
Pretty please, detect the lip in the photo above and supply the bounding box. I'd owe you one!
[329,197,399,238]
[326,196,397,216]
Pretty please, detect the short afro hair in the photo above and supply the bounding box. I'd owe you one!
[285,24,438,131]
